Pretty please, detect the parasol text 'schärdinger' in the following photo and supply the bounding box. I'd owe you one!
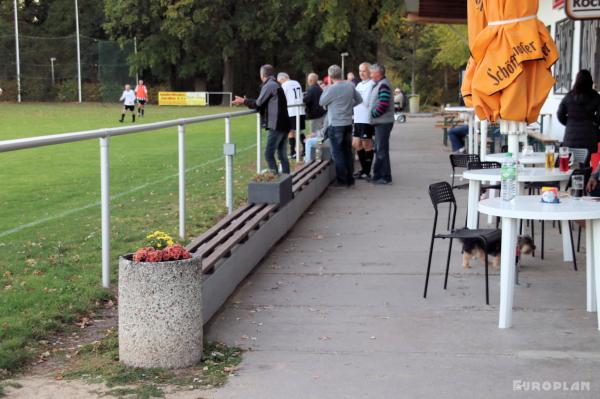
[462,0,559,125]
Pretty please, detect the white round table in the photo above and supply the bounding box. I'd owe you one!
[462,168,572,229]
[478,196,600,329]
[486,152,546,165]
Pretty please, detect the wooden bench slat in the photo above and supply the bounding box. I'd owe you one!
[202,204,278,273]
[194,204,266,259]
[185,203,254,252]
[293,161,329,192]
[292,160,321,184]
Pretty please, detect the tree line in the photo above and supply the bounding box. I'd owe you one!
[0,0,469,104]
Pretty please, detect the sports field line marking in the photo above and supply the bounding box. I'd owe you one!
[0,144,257,239]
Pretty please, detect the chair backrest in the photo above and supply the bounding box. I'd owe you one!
[567,167,592,190]
[449,153,480,170]
[429,182,456,210]
[467,161,501,170]
[570,148,589,167]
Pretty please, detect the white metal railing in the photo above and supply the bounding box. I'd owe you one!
[0,110,258,288]
[0,105,307,289]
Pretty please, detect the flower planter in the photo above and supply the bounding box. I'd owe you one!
[247,173,293,207]
[118,254,203,369]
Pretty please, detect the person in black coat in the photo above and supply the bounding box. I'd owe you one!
[557,69,600,157]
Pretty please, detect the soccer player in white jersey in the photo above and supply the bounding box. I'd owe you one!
[352,62,375,179]
[119,84,137,123]
[278,72,306,159]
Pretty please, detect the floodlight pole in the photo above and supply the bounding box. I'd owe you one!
[13,0,21,103]
[50,57,56,85]
[75,0,82,103]
[134,37,139,83]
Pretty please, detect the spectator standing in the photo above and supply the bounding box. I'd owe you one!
[303,72,327,162]
[320,65,363,186]
[347,72,359,86]
[233,65,290,173]
[352,62,375,179]
[119,84,136,123]
[135,80,149,117]
[278,73,306,158]
[557,69,600,156]
[368,63,394,184]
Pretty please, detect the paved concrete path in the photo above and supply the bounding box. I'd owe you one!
[204,118,599,399]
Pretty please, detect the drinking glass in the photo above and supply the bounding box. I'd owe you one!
[559,146,570,172]
[545,145,555,169]
[571,175,584,199]
[522,145,533,156]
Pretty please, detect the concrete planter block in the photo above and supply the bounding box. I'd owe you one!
[118,255,203,369]
[247,173,293,207]
[310,144,332,162]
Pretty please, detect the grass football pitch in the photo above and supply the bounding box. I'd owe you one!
[0,103,263,373]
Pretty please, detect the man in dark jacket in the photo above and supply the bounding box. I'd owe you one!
[302,73,327,162]
[233,64,290,173]
[303,73,327,136]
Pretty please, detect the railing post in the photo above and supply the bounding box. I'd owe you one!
[224,117,234,214]
[178,123,186,239]
[295,113,301,163]
[99,135,110,288]
[256,113,261,173]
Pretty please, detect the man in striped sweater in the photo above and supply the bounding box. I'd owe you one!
[368,63,395,184]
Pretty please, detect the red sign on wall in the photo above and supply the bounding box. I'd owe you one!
[553,0,565,8]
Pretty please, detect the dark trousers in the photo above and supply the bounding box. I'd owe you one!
[373,123,393,182]
[329,125,354,185]
[265,129,290,174]
[448,124,469,151]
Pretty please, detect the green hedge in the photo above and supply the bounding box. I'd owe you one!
[1,80,109,102]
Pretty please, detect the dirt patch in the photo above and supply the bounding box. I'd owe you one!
[3,302,239,399]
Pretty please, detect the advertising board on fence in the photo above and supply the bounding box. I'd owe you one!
[566,0,600,19]
[158,92,208,106]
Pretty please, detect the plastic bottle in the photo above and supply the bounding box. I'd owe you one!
[315,143,322,162]
[501,153,517,201]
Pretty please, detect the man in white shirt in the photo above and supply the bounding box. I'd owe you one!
[352,62,375,179]
[119,84,136,123]
[278,72,306,159]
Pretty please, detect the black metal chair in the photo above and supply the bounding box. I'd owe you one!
[467,160,502,192]
[448,154,480,228]
[424,182,501,305]
[571,148,590,169]
[466,160,502,228]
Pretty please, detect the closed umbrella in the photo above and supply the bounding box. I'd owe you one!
[468,0,559,157]
[461,0,487,108]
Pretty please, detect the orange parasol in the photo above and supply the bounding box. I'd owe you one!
[461,0,487,108]
[468,0,558,124]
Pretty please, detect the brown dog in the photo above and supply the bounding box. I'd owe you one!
[461,235,535,269]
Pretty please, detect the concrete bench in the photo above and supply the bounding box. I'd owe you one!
[185,159,334,323]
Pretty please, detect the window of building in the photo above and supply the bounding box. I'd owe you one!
[580,20,600,89]
[554,18,574,95]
